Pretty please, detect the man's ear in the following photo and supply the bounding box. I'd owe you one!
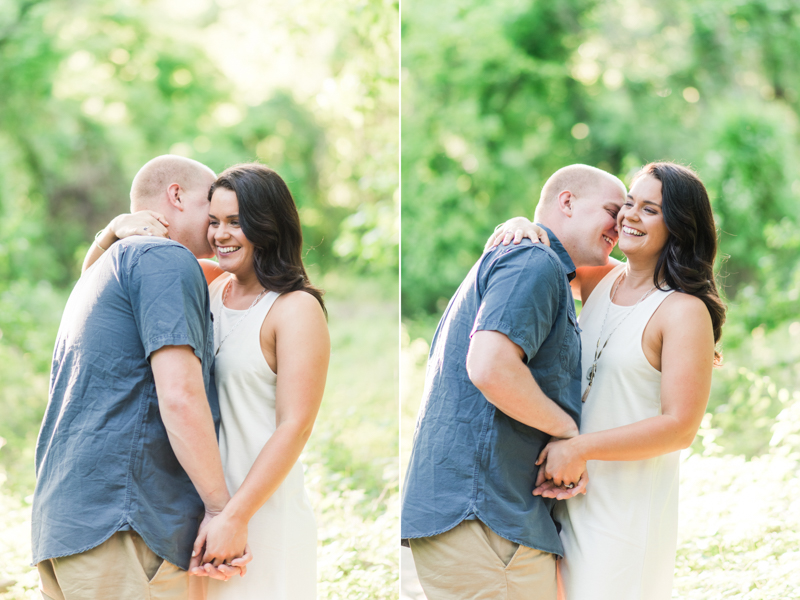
[556,190,574,217]
[167,183,183,211]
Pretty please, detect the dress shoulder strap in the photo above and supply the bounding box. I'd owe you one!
[209,273,232,314]
[581,264,625,317]
[250,290,281,324]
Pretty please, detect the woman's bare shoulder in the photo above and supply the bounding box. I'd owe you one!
[657,291,712,331]
[267,290,328,332]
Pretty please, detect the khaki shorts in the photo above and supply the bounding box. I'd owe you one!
[410,519,557,600]
[38,531,189,600]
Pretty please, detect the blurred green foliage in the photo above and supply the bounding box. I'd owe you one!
[0,0,397,483]
[0,0,398,596]
[401,0,800,479]
[401,0,800,589]
[0,0,398,288]
[401,0,800,327]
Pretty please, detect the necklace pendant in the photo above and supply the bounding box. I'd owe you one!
[581,381,592,403]
[582,363,597,403]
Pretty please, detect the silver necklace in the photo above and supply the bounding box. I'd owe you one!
[581,272,660,403]
[214,279,266,356]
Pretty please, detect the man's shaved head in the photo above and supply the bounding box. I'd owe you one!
[130,155,216,211]
[534,164,625,219]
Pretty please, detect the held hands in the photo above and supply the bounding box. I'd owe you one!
[110,211,169,241]
[532,438,588,500]
[189,510,251,581]
[484,217,549,251]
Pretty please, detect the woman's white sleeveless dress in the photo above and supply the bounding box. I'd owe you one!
[554,264,678,600]
[206,275,317,600]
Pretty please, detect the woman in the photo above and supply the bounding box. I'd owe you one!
[85,163,329,600]
[488,162,725,600]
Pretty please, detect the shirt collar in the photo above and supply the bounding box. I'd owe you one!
[536,224,576,281]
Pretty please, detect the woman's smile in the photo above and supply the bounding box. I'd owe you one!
[621,225,645,237]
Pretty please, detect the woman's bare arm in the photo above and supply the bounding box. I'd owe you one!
[534,292,714,488]
[82,211,169,273]
[572,261,621,303]
[198,291,329,558]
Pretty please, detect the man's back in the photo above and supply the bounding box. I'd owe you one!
[32,236,217,570]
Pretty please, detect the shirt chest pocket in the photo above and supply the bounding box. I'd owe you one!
[559,311,581,371]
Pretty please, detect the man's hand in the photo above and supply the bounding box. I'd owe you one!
[535,437,587,487]
[484,217,549,251]
[532,470,588,500]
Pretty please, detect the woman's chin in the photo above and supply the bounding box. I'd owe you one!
[619,241,663,267]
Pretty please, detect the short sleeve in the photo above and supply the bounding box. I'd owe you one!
[471,245,561,363]
[127,245,209,362]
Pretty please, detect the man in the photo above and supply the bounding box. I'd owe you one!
[401,164,626,599]
[32,155,244,600]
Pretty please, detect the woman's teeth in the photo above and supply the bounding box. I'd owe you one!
[622,226,644,237]
[218,246,240,254]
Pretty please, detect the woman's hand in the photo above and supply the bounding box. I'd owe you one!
[190,542,252,581]
[535,437,587,488]
[188,510,249,580]
[484,217,549,251]
[110,210,169,240]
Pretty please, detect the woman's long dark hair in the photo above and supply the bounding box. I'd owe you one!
[209,163,326,316]
[633,162,725,364]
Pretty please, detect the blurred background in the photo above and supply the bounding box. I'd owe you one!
[0,0,398,598]
[401,0,800,597]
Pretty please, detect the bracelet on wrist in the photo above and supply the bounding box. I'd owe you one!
[94,229,109,252]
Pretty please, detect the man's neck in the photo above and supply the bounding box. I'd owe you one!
[536,217,570,255]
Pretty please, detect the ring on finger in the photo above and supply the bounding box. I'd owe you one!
[566,483,575,489]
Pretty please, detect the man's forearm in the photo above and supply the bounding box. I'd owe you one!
[160,395,230,512]
[151,346,230,512]
[467,330,578,438]
[475,360,578,438]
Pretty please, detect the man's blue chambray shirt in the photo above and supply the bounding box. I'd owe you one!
[32,237,218,570]
[401,228,582,556]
